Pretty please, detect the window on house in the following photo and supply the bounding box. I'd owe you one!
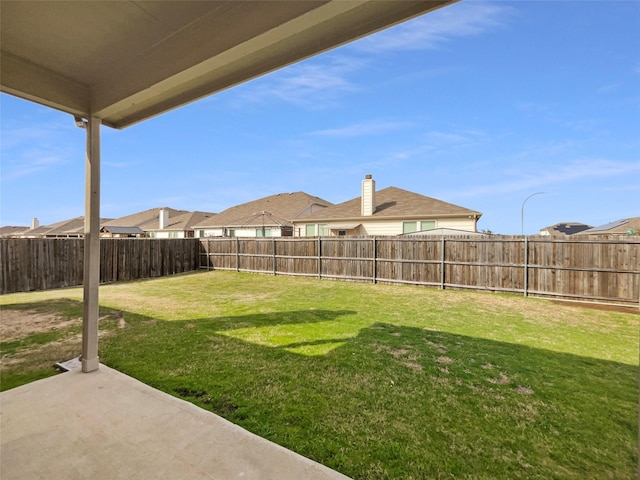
[318,224,329,236]
[256,228,272,237]
[199,230,205,238]
[228,229,235,237]
[421,221,436,231]
[305,224,315,236]
[403,221,418,234]
[338,230,347,236]
[169,232,179,238]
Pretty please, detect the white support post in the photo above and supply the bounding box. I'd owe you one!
[81,116,101,372]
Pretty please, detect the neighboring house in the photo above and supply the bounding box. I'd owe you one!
[539,222,592,236]
[101,207,185,234]
[101,207,216,238]
[3,208,216,239]
[0,226,30,238]
[143,210,217,238]
[192,192,333,238]
[294,175,482,237]
[99,226,145,238]
[576,217,640,236]
[17,216,112,238]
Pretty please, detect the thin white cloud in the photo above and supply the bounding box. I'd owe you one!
[1,117,81,181]
[1,150,71,182]
[390,128,488,161]
[455,159,640,198]
[353,1,513,52]
[226,2,511,109]
[310,119,414,138]
[231,55,366,109]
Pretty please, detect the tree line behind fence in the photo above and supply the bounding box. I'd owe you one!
[200,236,640,305]
[1,236,638,305]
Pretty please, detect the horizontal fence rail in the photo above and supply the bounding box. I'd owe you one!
[1,238,199,294]
[200,236,640,306]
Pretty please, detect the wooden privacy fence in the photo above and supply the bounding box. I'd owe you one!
[2,236,638,305]
[1,238,199,294]
[200,236,640,306]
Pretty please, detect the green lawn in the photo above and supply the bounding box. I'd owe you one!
[1,271,638,479]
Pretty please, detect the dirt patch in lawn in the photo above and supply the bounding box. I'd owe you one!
[0,309,120,374]
[1,309,81,343]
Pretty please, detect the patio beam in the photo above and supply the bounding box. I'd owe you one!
[0,52,90,118]
[81,116,101,373]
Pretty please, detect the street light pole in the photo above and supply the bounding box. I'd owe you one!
[521,192,545,236]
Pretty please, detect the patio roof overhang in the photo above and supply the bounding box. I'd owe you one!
[0,0,456,372]
[1,0,455,129]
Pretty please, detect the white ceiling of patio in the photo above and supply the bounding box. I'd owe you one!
[1,0,455,129]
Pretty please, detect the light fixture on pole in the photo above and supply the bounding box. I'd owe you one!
[521,192,546,236]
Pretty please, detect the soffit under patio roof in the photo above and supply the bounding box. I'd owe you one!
[0,0,455,130]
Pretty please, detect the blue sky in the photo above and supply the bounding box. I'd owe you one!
[1,1,639,234]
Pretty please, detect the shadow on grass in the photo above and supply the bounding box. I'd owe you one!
[193,308,358,331]
[99,310,637,480]
[2,299,637,479]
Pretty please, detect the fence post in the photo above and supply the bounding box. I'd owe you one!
[318,237,322,279]
[440,237,446,289]
[373,237,377,284]
[273,237,277,276]
[236,237,240,272]
[207,239,211,271]
[523,236,529,297]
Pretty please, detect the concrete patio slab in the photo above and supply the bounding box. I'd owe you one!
[0,365,351,480]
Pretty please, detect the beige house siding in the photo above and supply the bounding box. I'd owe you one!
[197,227,286,238]
[151,231,187,239]
[297,217,478,237]
[433,217,478,231]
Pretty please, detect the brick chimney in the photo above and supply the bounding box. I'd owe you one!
[361,174,375,216]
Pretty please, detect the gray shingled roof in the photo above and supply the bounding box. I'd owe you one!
[102,207,187,228]
[192,192,333,228]
[21,217,112,236]
[143,211,217,231]
[0,226,30,237]
[296,187,481,222]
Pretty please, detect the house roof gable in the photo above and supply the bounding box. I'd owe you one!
[193,192,333,228]
[295,186,481,222]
